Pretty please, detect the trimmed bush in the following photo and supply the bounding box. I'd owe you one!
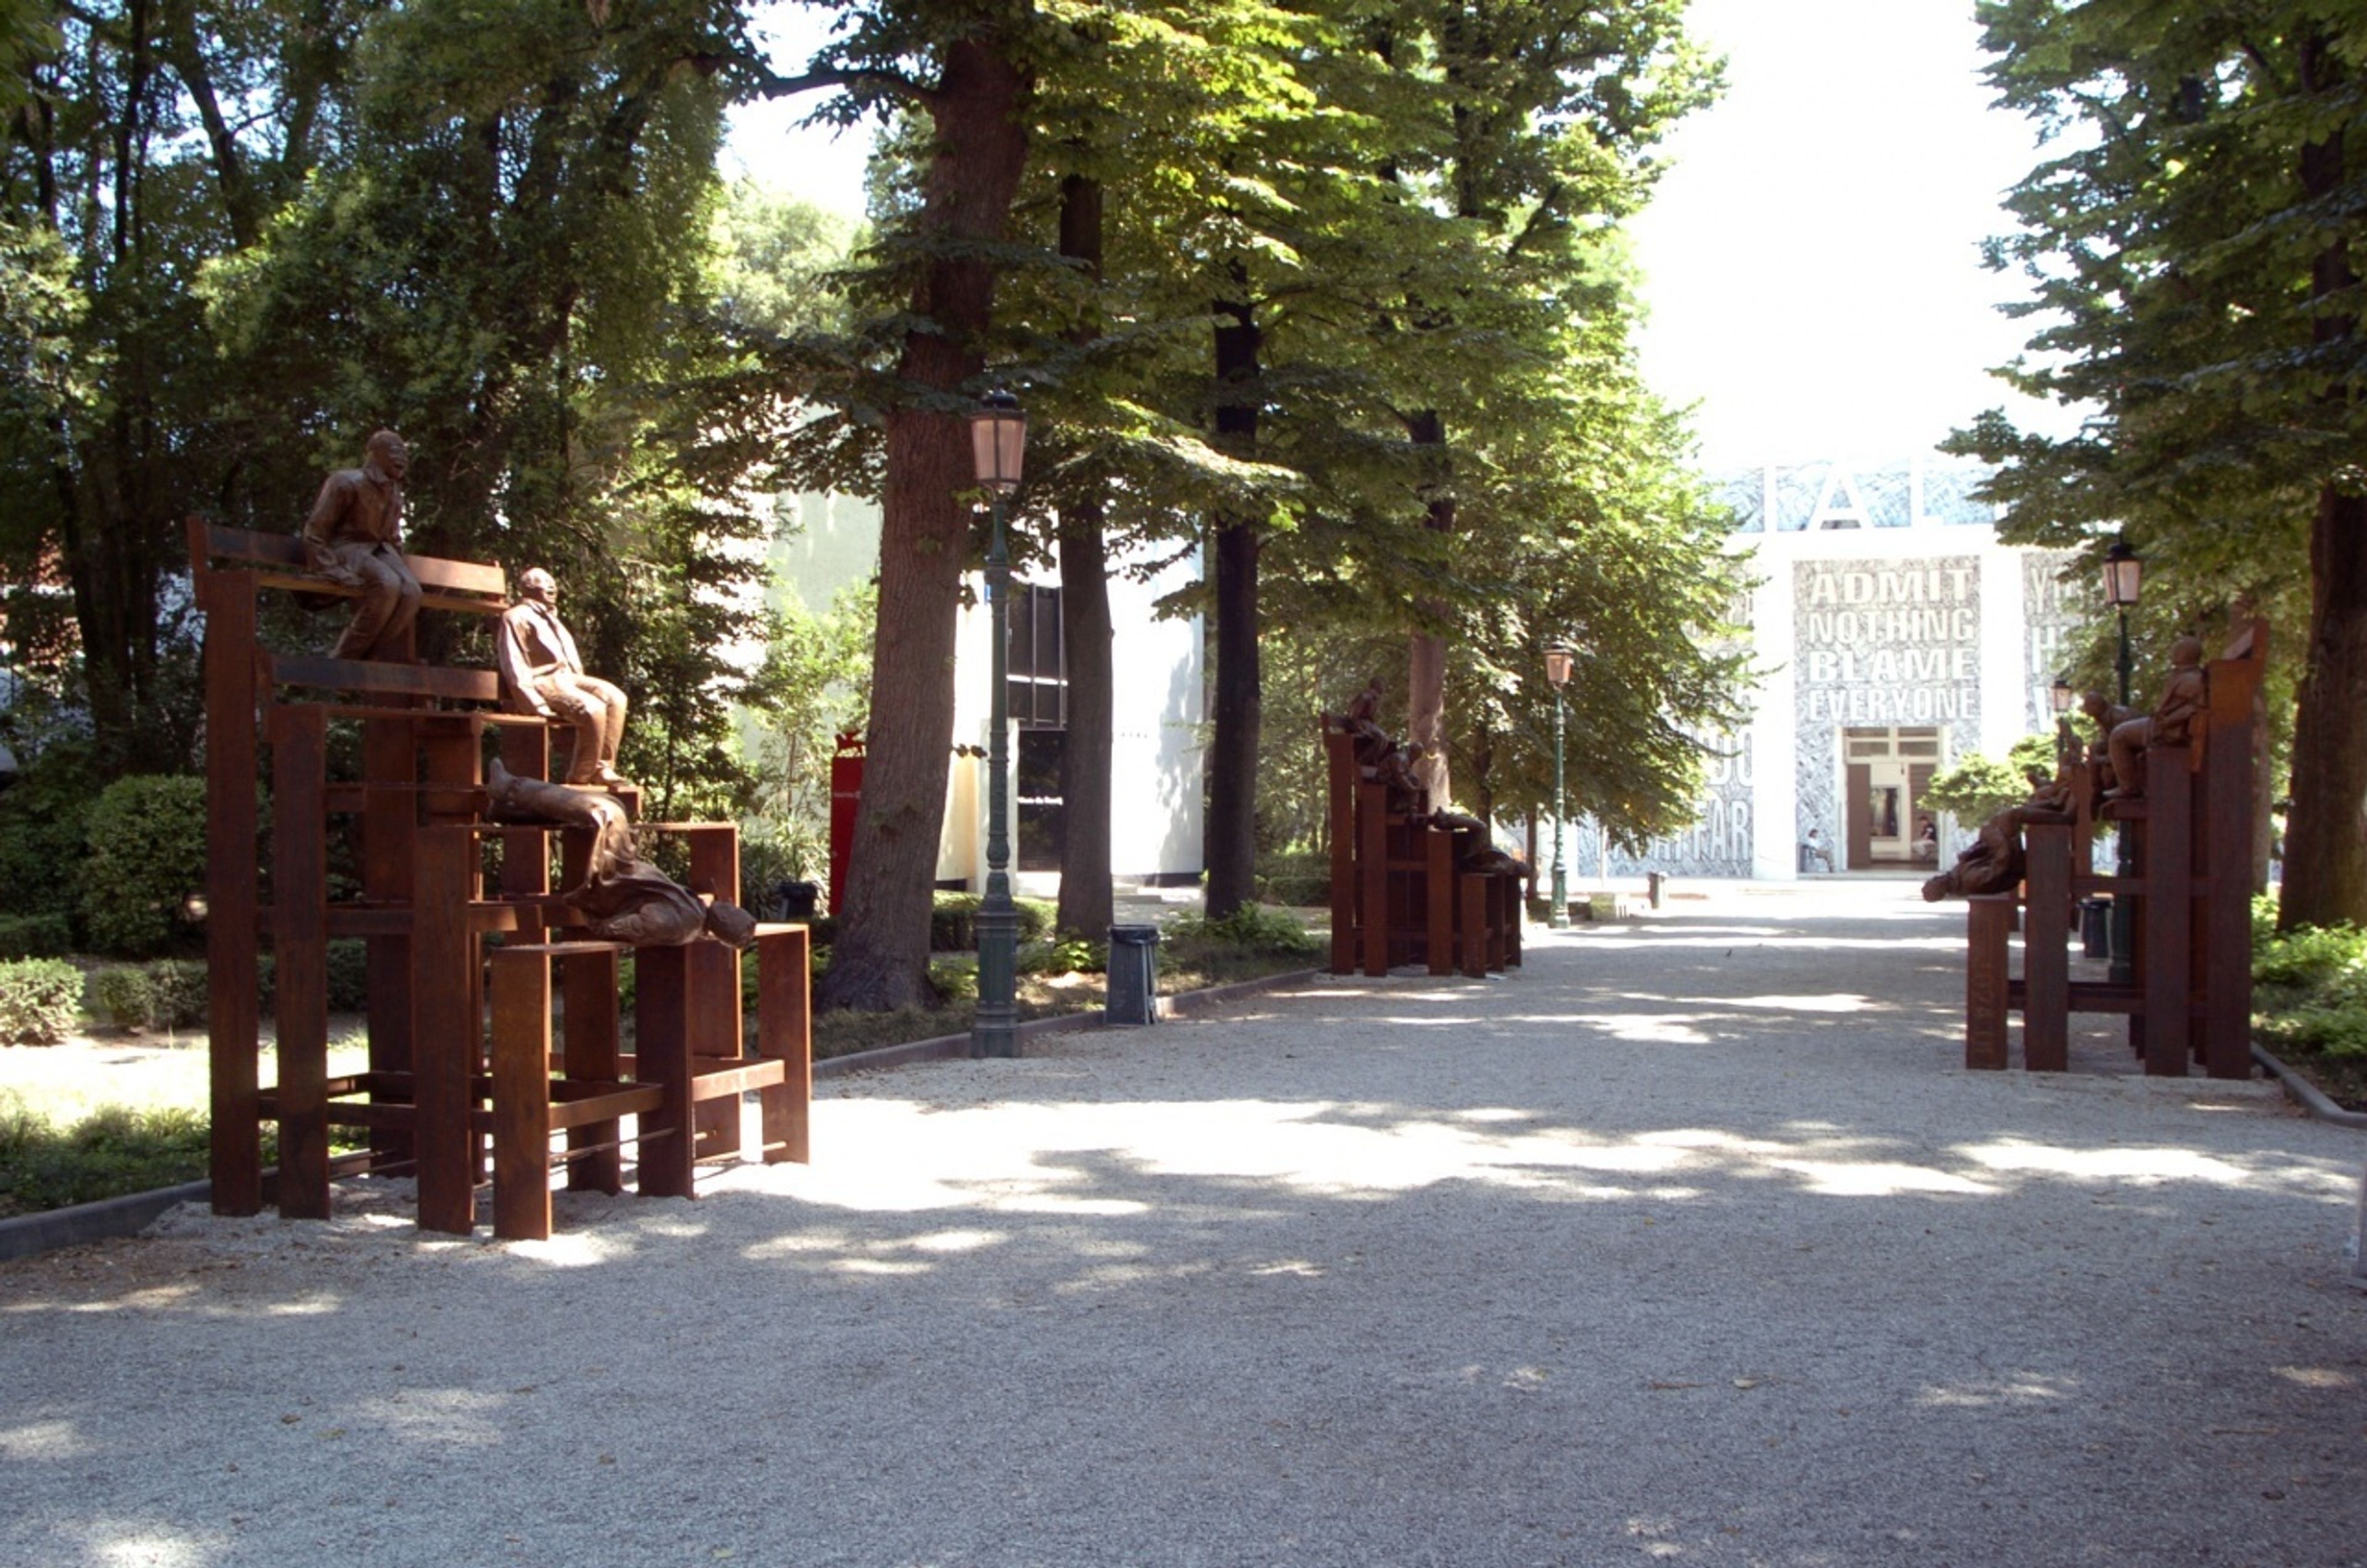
[1255,851,1331,909]
[0,1092,211,1217]
[1164,904,1322,957]
[0,958,86,1043]
[325,939,369,1012]
[148,960,210,1029]
[88,967,157,1031]
[0,913,73,960]
[930,893,1055,951]
[80,774,209,958]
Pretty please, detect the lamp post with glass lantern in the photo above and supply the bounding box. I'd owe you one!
[1545,643,1574,929]
[2102,537,2142,985]
[968,390,1027,1059]
[2050,673,2076,767]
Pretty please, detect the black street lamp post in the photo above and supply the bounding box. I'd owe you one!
[968,390,1028,1060]
[1545,644,1574,929]
[2102,537,2142,985]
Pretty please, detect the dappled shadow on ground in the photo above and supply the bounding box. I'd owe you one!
[2,890,2361,1568]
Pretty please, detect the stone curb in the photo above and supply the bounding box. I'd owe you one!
[0,1178,213,1266]
[2252,1043,2367,1131]
[0,967,1329,1262]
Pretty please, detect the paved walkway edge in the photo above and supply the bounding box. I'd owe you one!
[1,968,1327,1263]
[2253,1043,2367,1130]
[0,1179,212,1265]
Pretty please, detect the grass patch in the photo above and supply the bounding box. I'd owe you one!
[0,1090,211,1218]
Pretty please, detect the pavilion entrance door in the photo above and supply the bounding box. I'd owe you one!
[1842,726,1943,868]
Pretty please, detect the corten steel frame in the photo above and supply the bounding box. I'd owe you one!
[1323,727,1521,981]
[1961,621,2266,1079]
[190,520,812,1237]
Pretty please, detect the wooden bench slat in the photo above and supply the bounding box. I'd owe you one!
[267,651,501,703]
[192,519,511,602]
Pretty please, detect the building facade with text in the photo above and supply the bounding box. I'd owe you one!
[1580,455,2082,882]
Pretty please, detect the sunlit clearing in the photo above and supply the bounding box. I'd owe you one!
[1722,994,1884,1014]
[358,1389,509,1447]
[909,1228,1006,1253]
[1918,1375,2077,1407]
[88,1527,211,1567]
[1958,1139,2254,1186]
[505,1231,623,1268]
[2273,1365,2357,1390]
[1579,1013,1714,1044]
[265,1292,343,1317]
[1249,1260,1325,1278]
[1453,1108,1533,1122]
[833,1259,932,1276]
[0,1419,92,1460]
[1770,1158,1997,1198]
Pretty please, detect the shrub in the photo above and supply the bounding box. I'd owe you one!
[0,958,86,1043]
[931,892,1053,950]
[80,774,209,958]
[0,739,97,923]
[147,960,210,1029]
[87,967,157,1031]
[1019,936,1106,976]
[928,955,978,1003]
[2252,921,2367,991]
[0,1092,211,1217]
[325,939,369,1013]
[1163,904,1322,957]
[1255,851,1331,908]
[0,913,72,960]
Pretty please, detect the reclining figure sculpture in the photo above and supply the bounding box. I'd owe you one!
[1921,766,2077,903]
[485,760,755,947]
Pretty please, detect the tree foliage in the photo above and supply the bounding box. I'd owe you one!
[1955,1,2367,925]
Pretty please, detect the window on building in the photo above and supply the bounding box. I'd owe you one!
[1007,582,1065,727]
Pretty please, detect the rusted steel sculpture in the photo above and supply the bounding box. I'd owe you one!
[1323,682,1521,978]
[1950,623,2265,1079]
[299,430,422,661]
[496,568,631,788]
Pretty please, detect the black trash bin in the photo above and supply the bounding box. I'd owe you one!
[1106,925,1161,1026]
[774,880,819,921]
[2079,897,2111,957]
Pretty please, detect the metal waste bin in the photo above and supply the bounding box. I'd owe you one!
[2079,897,2111,957]
[1106,925,1161,1025]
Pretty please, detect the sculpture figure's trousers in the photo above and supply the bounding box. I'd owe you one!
[327,542,423,661]
[537,674,628,783]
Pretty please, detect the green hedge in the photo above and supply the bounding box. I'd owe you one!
[0,958,86,1043]
[930,893,1055,950]
[80,775,209,958]
[0,913,73,960]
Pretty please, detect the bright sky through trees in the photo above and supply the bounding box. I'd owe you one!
[721,0,2067,475]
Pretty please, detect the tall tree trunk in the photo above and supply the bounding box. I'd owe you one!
[2277,32,2366,930]
[1055,172,1114,940]
[817,39,1033,1009]
[1204,284,1261,918]
[1404,408,1453,806]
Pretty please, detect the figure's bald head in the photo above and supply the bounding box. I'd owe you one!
[364,430,409,480]
[519,568,557,603]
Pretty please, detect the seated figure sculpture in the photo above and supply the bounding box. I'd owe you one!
[2104,635,2207,801]
[484,760,754,947]
[301,429,421,661]
[1921,765,2077,902]
[497,568,631,788]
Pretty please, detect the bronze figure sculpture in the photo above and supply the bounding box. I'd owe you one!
[2104,636,2207,801]
[1922,766,2076,902]
[497,568,631,788]
[484,760,754,947]
[301,429,421,661]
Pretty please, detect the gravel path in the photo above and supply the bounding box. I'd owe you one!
[3,881,2363,1567]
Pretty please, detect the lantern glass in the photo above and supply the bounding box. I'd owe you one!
[2102,540,2141,608]
[968,391,1027,495]
[2050,676,2074,714]
[1545,644,1574,688]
